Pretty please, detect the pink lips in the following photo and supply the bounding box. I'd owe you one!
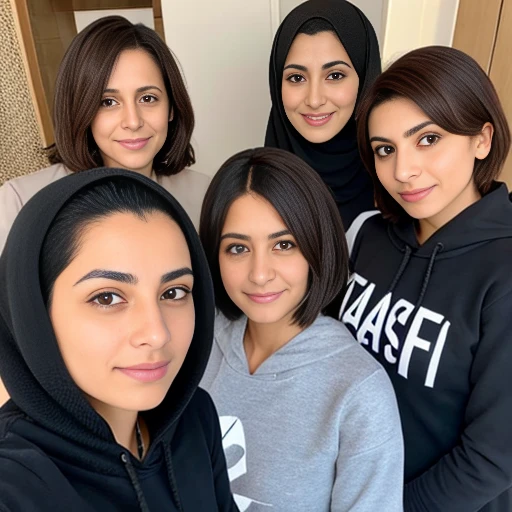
[399,186,436,203]
[246,291,284,304]
[116,137,150,150]
[117,361,169,382]
[301,112,334,127]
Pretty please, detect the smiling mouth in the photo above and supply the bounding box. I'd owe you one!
[245,291,284,304]
[301,112,334,126]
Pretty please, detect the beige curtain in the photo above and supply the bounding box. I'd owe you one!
[0,0,49,186]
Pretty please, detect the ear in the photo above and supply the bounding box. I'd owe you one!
[169,108,174,122]
[475,122,494,160]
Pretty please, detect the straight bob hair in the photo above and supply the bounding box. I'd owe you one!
[356,45,511,222]
[49,16,195,176]
[199,147,348,328]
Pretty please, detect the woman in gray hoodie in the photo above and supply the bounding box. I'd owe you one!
[199,147,404,511]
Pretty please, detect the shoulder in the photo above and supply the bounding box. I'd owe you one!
[345,210,385,255]
[156,168,211,193]
[156,169,211,229]
[0,164,71,203]
[0,432,67,510]
[312,316,389,381]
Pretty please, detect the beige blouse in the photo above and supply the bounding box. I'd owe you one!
[0,163,211,255]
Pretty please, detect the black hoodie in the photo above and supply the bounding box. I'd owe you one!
[340,183,512,512]
[0,169,238,512]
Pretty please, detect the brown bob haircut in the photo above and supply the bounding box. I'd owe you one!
[356,45,511,222]
[50,16,195,175]
[199,147,348,328]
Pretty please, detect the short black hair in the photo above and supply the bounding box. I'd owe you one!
[199,147,348,328]
[298,18,335,36]
[40,177,177,305]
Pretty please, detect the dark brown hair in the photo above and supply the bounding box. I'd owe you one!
[356,45,511,222]
[49,16,195,175]
[199,147,348,328]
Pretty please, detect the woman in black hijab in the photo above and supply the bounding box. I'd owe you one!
[265,0,381,229]
[0,169,237,511]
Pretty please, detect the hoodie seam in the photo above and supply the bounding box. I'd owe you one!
[482,288,512,312]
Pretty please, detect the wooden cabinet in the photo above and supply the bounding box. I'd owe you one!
[453,0,512,189]
[9,0,164,148]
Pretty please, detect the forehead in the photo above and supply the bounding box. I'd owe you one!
[285,31,352,65]
[222,194,287,232]
[72,211,191,270]
[107,49,165,86]
[368,97,430,136]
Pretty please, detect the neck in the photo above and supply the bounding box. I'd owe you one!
[88,397,144,458]
[244,316,303,374]
[416,181,481,244]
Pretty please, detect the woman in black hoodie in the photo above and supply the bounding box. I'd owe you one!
[342,46,512,511]
[0,168,237,511]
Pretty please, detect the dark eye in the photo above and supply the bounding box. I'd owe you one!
[161,287,189,301]
[92,292,123,306]
[274,241,294,251]
[141,95,157,103]
[327,72,345,80]
[100,98,117,108]
[228,244,248,255]
[376,145,395,157]
[286,74,305,83]
[418,134,440,146]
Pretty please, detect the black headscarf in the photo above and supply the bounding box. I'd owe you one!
[0,168,214,463]
[265,0,381,229]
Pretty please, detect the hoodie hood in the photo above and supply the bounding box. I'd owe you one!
[389,183,512,259]
[0,168,215,472]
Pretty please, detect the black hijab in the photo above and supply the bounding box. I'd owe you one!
[265,0,381,229]
[0,168,214,463]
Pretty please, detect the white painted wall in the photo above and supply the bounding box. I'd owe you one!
[382,0,460,65]
[74,8,154,33]
[161,0,274,177]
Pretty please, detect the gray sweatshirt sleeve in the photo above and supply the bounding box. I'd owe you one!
[331,368,404,512]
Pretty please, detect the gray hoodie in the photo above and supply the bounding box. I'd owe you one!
[201,313,404,512]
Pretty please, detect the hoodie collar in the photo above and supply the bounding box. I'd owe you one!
[389,182,512,258]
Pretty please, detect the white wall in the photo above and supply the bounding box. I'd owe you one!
[74,8,154,33]
[161,0,274,177]
[382,0,460,65]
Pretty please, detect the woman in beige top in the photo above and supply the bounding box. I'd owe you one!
[0,16,210,405]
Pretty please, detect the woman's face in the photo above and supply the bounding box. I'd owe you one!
[50,211,195,415]
[368,97,493,229]
[218,193,309,327]
[281,31,359,143]
[91,49,171,177]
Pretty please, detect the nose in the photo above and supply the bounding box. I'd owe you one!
[394,147,421,183]
[248,251,276,286]
[128,300,171,349]
[121,102,143,131]
[304,80,326,110]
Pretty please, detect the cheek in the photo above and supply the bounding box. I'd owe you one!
[281,255,309,287]
[163,302,195,353]
[281,83,301,110]
[333,80,359,108]
[219,255,243,294]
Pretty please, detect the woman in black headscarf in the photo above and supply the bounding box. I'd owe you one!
[0,168,237,511]
[265,0,381,229]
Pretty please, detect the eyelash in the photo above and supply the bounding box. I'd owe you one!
[373,133,442,159]
[88,287,191,309]
[99,94,158,108]
[225,240,297,255]
[285,71,345,83]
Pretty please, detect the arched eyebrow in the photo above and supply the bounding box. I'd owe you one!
[74,267,193,286]
[102,85,163,94]
[220,229,291,241]
[370,121,435,144]
[283,60,352,72]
